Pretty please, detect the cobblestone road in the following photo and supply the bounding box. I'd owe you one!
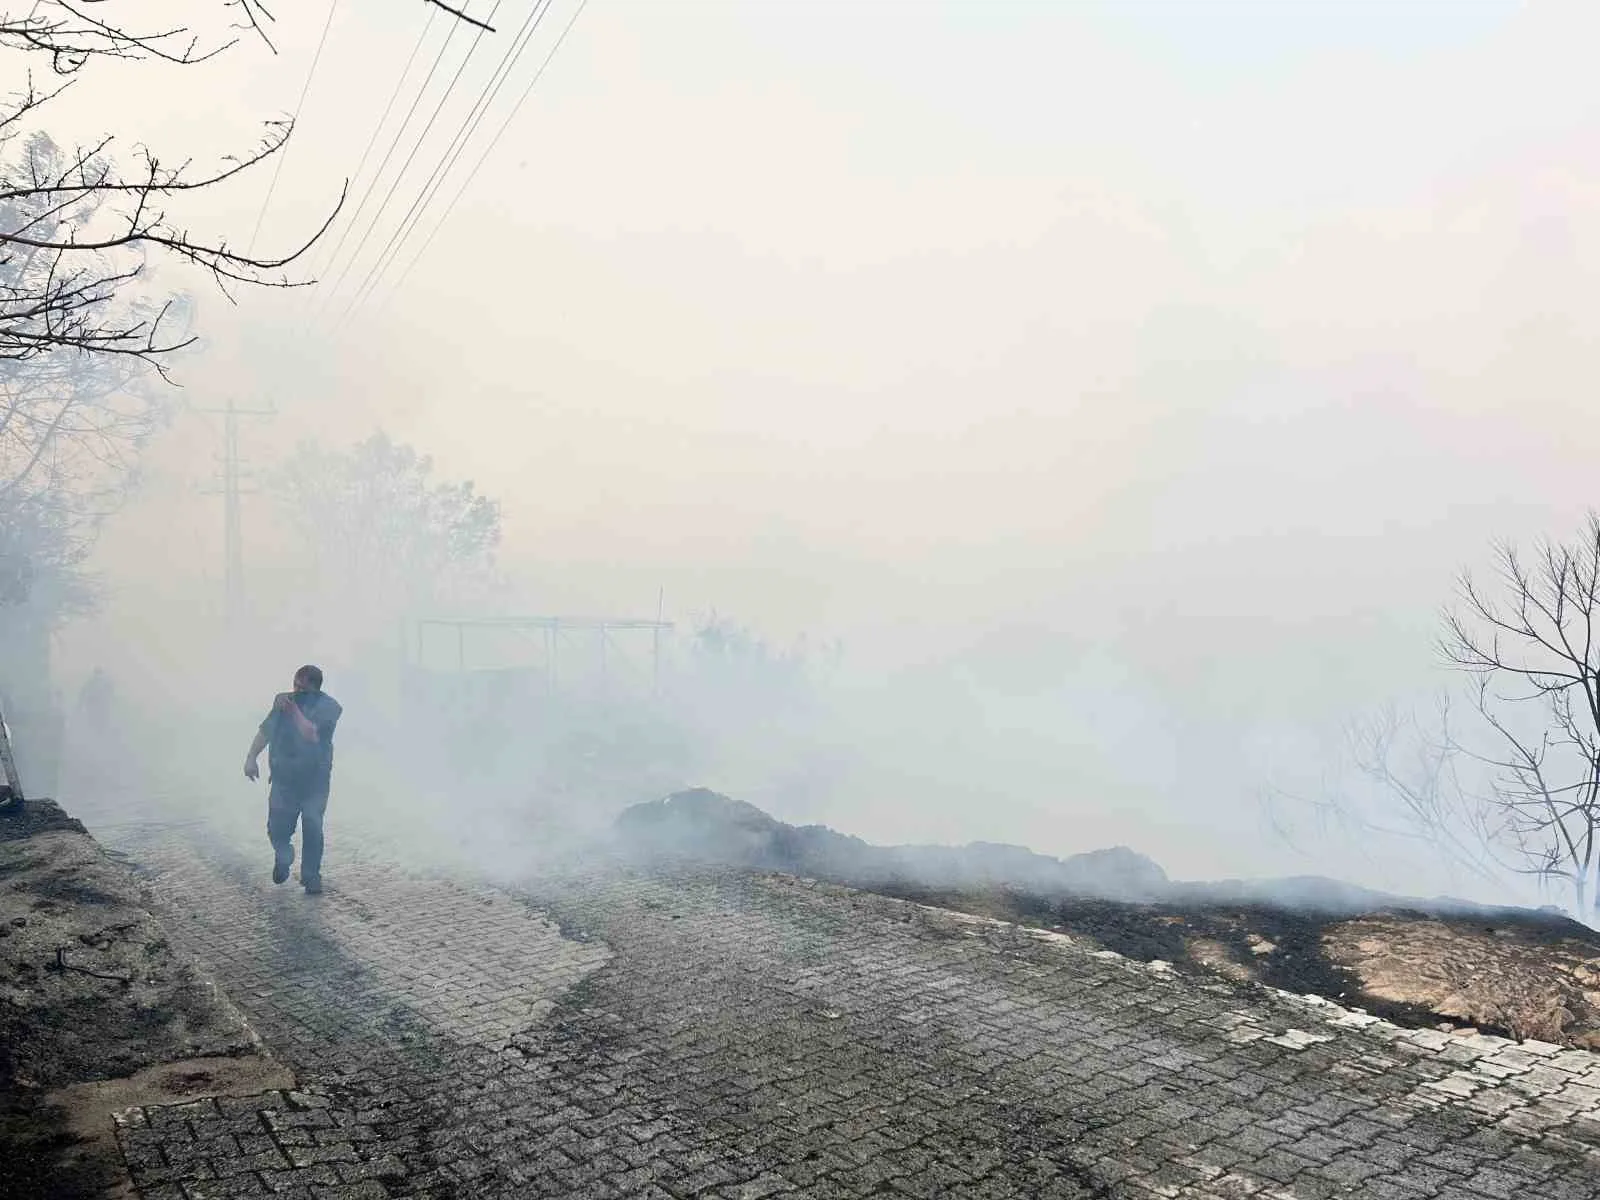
[68,792,1600,1200]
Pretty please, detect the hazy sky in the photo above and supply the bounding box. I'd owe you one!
[50,1,1600,892]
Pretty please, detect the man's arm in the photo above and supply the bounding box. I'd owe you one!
[244,726,269,781]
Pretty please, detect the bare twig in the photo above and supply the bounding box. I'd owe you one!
[424,0,496,32]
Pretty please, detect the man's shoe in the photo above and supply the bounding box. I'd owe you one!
[302,876,323,895]
[272,861,291,885]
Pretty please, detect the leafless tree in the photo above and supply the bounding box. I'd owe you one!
[0,290,151,611]
[1267,515,1600,917]
[1436,514,1600,913]
[1260,699,1496,886]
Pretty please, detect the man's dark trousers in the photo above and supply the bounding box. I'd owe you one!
[268,774,330,881]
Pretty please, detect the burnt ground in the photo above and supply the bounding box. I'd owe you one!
[10,786,1600,1197]
[0,798,289,1199]
[0,796,87,843]
[861,883,1600,1044]
[77,797,1600,1199]
[616,788,1600,1049]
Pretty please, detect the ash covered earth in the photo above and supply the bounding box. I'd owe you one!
[617,788,1600,1049]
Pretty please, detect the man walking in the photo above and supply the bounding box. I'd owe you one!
[244,665,343,894]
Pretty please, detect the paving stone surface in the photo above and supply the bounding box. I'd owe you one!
[69,794,1600,1199]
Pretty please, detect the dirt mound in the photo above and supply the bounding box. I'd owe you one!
[616,788,1169,901]
[616,787,782,861]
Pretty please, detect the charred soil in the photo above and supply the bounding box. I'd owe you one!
[1,798,281,1198]
[618,789,1600,1048]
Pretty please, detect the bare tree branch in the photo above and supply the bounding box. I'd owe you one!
[1383,516,1600,914]
[1,0,488,616]
[424,0,497,33]
[1266,515,1600,920]
[0,2,356,617]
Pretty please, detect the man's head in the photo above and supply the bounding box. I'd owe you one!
[293,665,324,695]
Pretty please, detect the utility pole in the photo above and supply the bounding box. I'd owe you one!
[198,400,275,631]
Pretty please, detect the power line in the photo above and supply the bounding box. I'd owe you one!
[339,0,551,316]
[336,0,554,322]
[248,0,341,256]
[377,0,588,308]
[303,5,439,283]
[315,0,504,316]
[308,7,468,319]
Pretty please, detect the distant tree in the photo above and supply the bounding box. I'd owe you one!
[0,489,96,615]
[1265,698,1512,896]
[684,614,847,730]
[690,614,808,692]
[0,203,170,614]
[274,431,501,622]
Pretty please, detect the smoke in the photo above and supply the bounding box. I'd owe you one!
[17,0,1600,921]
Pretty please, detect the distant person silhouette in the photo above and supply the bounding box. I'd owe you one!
[79,667,113,733]
[244,665,342,895]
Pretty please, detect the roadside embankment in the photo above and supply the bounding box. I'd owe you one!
[1,798,291,1199]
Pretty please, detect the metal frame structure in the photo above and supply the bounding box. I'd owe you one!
[412,615,675,696]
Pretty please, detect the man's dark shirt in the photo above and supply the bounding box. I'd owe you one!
[261,690,342,793]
